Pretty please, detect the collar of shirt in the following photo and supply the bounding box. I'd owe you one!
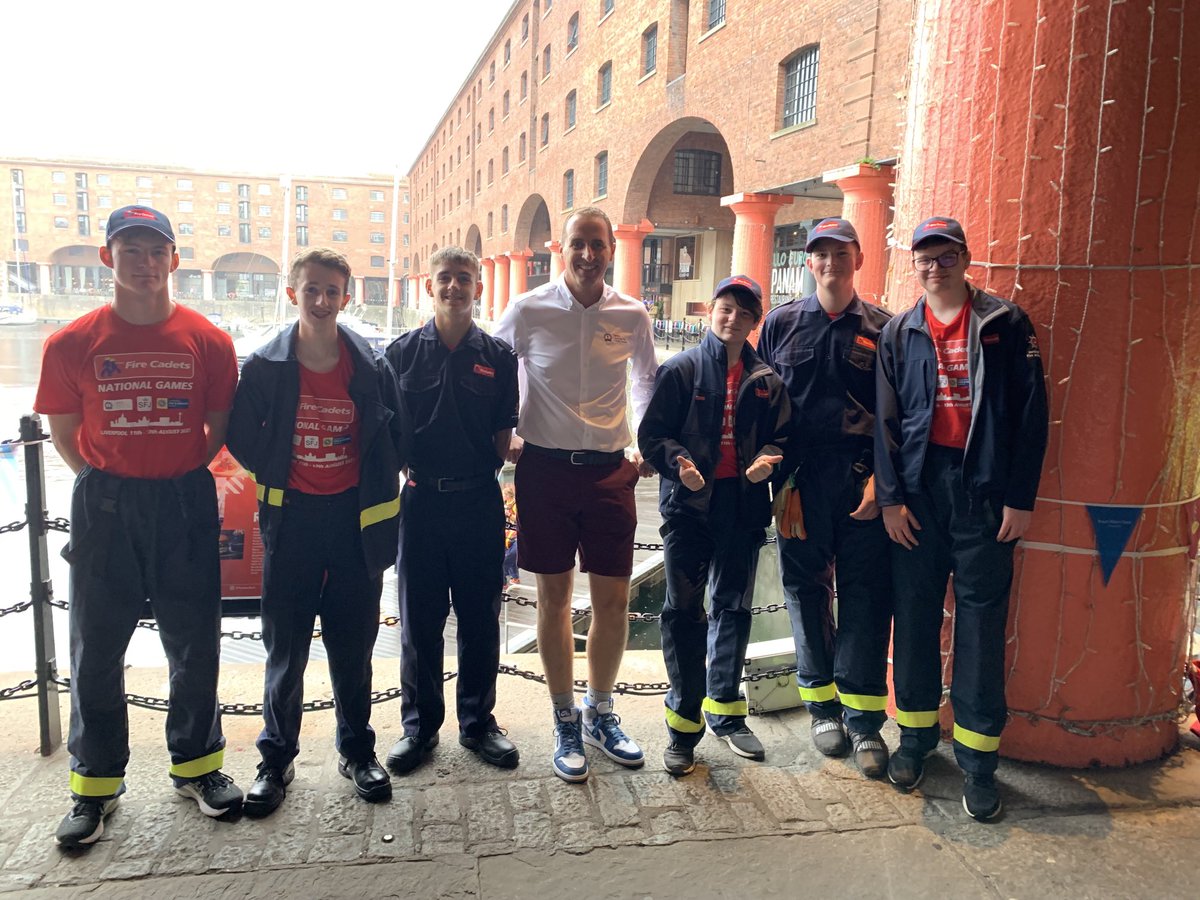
[799,293,864,317]
[419,318,485,350]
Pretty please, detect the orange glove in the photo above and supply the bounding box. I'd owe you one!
[772,474,807,540]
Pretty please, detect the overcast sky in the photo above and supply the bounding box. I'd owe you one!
[4,0,505,178]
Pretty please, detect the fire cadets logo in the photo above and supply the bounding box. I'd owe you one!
[854,335,877,351]
[755,387,769,398]
[927,220,949,228]
[1027,332,1041,359]
[93,353,195,379]
[124,208,158,220]
[473,363,495,378]
[816,220,841,231]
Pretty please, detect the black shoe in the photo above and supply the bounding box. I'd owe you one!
[962,773,1002,820]
[55,795,121,847]
[850,731,890,779]
[175,770,243,817]
[338,754,392,802]
[720,727,765,761]
[386,734,439,775]
[888,747,934,790]
[663,743,695,777]
[459,729,520,769]
[243,761,294,818]
[811,715,849,757]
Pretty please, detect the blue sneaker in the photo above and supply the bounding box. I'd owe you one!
[552,707,589,783]
[582,698,645,768]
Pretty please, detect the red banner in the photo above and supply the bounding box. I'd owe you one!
[209,446,265,600]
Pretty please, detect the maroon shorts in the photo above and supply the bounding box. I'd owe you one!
[513,452,639,577]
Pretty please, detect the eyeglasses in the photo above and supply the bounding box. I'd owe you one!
[912,250,963,271]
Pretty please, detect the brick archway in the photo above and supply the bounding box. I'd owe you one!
[512,194,550,254]
[620,116,736,228]
[463,224,483,257]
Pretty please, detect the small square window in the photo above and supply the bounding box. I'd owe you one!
[258,184,271,195]
[332,187,348,200]
[53,216,69,228]
[217,181,231,192]
[370,211,385,222]
[96,173,111,186]
[136,176,153,188]
[369,232,385,243]
[178,223,195,235]
[177,200,193,212]
[258,226,272,239]
[218,224,232,237]
[332,208,348,221]
[177,178,193,190]
[179,247,195,260]
[217,202,231,214]
[258,205,271,216]
[369,189,384,201]
[332,230,349,242]
[52,171,66,184]
[370,255,385,267]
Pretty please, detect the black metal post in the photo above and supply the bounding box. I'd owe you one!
[21,414,62,756]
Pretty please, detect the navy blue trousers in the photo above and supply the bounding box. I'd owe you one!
[891,444,1014,776]
[778,448,893,735]
[660,479,763,747]
[258,489,382,768]
[65,466,224,800]
[397,480,505,739]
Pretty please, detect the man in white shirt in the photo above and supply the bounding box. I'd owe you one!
[494,207,658,783]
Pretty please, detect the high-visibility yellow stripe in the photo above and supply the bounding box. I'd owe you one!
[702,697,748,717]
[169,748,225,780]
[251,476,284,507]
[69,772,124,797]
[255,482,265,501]
[895,709,941,728]
[664,706,704,733]
[837,690,889,712]
[798,682,838,703]
[953,723,1001,753]
[360,496,400,529]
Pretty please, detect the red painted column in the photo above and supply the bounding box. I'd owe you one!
[480,257,496,320]
[721,193,794,344]
[493,255,511,315]
[545,240,563,280]
[507,250,531,301]
[612,221,653,299]
[825,163,895,305]
[409,275,422,313]
[885,0,1200,766]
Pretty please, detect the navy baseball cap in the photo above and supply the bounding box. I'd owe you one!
[106,205,176,244]
[713,274,763,304]
[805,217,860,251]
[911,216,966,248]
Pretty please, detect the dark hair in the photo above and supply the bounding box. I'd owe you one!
[289,248,352,290]
[708,289,762,324]
[562,206,615,245]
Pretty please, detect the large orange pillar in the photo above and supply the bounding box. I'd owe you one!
[408,275,421,314]
[825,162,895,305]
[722,193,794,345]
[493,255,511,315]
[480,257,495,320]
[545,240,563,280]
[507,250,531,302]
[885,0,1200,766]
[613,221,653,298]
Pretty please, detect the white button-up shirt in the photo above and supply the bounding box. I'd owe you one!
[494,276,657,452]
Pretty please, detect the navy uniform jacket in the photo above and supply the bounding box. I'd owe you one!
[757,293,894,470]
[384,321,518,477]
[638,329,790,529]
[873,288,1049,510]
[226,323,405,575]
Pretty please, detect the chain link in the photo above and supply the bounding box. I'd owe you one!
[0,519,27,536]
[0,600,32,618]
[44,517,70,534]
[0,679,39,701]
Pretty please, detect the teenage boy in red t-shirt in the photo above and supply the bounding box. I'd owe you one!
[226,248,404,816]
[35,205,243,847]
[874,217,1048,820]
[638,276,790,776]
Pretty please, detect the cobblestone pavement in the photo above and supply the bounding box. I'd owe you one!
[1,654,1198,898]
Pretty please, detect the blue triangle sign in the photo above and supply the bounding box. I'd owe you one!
[1085,505,1143,586]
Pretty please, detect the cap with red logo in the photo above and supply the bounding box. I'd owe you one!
[804,217,860,251]
[105,205,176,244]
[713,274,762,303]
[911,216,966,249]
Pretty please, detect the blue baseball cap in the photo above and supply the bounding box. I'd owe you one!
[805,217,860,251]
[713,274,763,304]
[106,205,176,244]
[911,216,966,249]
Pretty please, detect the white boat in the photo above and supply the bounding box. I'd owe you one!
[0,306,37,326]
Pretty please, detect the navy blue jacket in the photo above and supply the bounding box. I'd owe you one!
[874,288,1049,510]
[638,329,790,528]
[226,323,405,575]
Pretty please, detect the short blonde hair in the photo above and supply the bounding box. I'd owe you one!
[288,248,352,291]
[430,246,481,277]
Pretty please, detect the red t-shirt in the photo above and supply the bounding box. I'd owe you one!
[714,359,743,479]
[287,347,361,494]
[925,301,971,449]
[34,304,236,479]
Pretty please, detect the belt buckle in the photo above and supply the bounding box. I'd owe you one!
[569,451,588,466]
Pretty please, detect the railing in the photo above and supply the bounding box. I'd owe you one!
[652,319,707,350]
[0,414,796,754]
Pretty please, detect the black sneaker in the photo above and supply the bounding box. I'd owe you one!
[888,747,934,790]
[338,755,392,802]
[962,773,1003,820]
[243,761,294,818]
[460,729,520,769]
[54,795,121,847]
[850,731,889,778]
[175,770,243,817]
[663,743,695,777]
[811,715,849,757]
[386,734,439,775]
[720,727,765,761]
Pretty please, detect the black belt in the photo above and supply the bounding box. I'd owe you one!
[407,470,496,492]
[524,444,626,466]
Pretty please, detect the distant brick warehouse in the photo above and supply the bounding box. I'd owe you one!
[406,0,912,320]
[1,159,413,307]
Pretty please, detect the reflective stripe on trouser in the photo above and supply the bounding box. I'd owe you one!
[778,450,894,735]
[891,445,1013,776]
[65,467,225,800]
[660,480,762,748]
[258,489,382,768]
[397,480,505,740]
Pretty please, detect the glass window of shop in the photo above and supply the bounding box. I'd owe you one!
[771,221,815,307]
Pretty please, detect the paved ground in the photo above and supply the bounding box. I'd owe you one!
[1,652,1198,899]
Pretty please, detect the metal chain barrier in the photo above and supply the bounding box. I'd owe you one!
[0,600,33,618]
[0,519,27,536]
[0,679,39,701]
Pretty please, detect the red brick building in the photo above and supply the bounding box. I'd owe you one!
[2,159,412,307]
[406,0,911,319]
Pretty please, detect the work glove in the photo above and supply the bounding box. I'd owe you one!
[772,473,807,540]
